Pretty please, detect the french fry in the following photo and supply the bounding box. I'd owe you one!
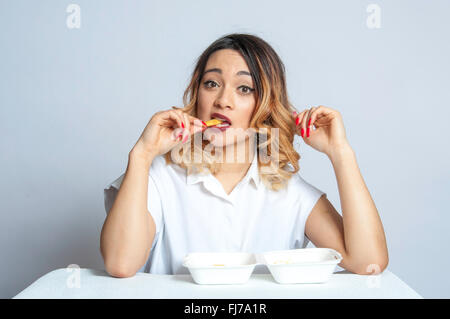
[205,119,223,127]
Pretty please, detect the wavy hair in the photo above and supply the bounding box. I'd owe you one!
[164,33,301,191]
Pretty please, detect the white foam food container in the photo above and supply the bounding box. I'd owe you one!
[182,252,257,285]
[261,248,343,284]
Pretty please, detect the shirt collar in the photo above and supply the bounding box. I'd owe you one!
[246,148,261,189]
[186,147,261,190]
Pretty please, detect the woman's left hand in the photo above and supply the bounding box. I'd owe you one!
[293,105,350,157]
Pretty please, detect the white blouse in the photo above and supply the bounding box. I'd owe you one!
[103,149,326,275]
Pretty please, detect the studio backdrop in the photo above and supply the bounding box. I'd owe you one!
[1,0,449,298]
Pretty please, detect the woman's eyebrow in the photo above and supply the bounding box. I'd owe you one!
[203,68,252,77]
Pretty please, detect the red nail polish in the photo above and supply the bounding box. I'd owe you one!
[301,128,304,137]
[308,119,311,126]
[296,117,300,126]
[307,127,310,137]
[181,122,185,128]
[202,121,207,127]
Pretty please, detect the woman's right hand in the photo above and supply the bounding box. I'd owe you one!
[131,107,207,159]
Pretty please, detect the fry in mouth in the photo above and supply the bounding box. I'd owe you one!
[204,119,223,127]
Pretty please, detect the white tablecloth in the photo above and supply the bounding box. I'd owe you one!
[13,268,422,299]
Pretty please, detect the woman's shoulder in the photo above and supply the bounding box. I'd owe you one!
[287,171,326,200]
[151,154,185,175]
[149,154,166,171]
[275,162,320,194]
[104,154,169,191]
[148,154,188,188]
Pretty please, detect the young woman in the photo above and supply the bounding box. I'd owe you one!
[101,33,388,278]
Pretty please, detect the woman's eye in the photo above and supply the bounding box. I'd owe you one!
[203,81,254,94]
[239,85,255,94]
[203,80,218,88]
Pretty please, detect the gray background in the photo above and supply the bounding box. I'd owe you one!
[1,0,449,298]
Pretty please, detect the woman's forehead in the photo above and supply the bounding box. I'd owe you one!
[205,49,250,73]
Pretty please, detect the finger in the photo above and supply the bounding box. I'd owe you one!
[173,111,188,143]
[292,110,298,124]
[295,110,308,137]
[304,106,316,138]
[168,109,185,128]
[192,118,207,134]
[186,114,207,128]
[308,105,325,130]
[182,112,204,142]
[186,116,207,136]
[168,107,185,124]
[298,109,310,138]
[165,110,185,141]
[181,112,191,143]
[157,110,181,127]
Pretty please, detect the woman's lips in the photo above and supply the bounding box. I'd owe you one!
[210,112,232,124]
[216,125,231,132]
[207,122,231,132]
[204,118,232,131]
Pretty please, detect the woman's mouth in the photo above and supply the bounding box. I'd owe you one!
[214,121,231,131]
[210,113,232,126]
[205,116,232,131]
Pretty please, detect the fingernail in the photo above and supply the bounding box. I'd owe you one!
[202,121,207,127]
[181,122,185,128]
[308,119,311,126]
[296,117,300,126]
[307,127,310,137]
[301,128,304,137]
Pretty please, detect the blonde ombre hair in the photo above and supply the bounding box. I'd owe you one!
[164,33,301,191]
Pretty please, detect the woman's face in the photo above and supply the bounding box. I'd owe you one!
[197,49,257,150]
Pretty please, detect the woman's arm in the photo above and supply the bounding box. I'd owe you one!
[100,148,157,278]
[294,106,389,275]
[306,143,388,275]
[100,108,205,278]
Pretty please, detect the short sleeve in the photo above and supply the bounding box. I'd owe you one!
[294,174,326,248]
[103,171,164,240]
[103,174,125,216]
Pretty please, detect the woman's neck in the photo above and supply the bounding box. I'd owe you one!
[213,138,255,175]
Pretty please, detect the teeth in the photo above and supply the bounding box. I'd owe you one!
[205,118,231,128]
[217,119,231,126]
[214,118,231,125]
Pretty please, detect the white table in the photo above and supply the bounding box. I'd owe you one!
[13,268,422,299]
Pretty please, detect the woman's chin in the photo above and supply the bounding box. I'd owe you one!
[208,137,231,148]
[203,126,251,149]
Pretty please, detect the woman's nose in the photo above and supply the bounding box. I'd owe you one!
[214,86,234,109]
